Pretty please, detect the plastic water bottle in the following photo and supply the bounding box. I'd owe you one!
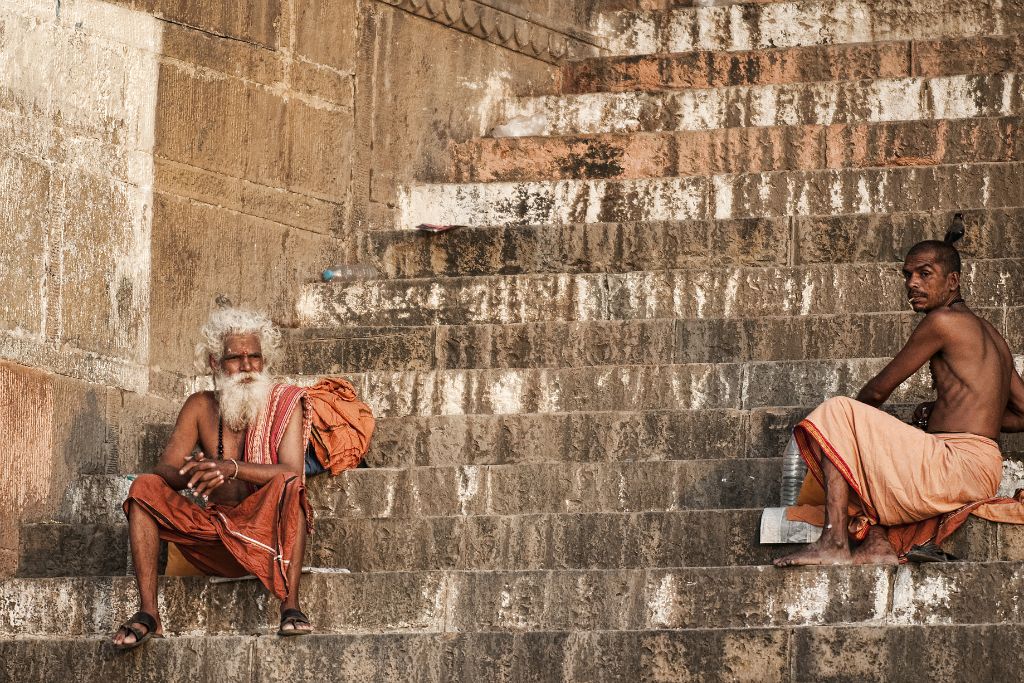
[780,435,807,506]
[321,263,378,282]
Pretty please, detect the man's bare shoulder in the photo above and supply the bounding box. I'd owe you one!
[916,308,962,336]
[178,391,216,418]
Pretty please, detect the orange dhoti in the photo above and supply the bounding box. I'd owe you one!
[123,472,312,600]
[786,396,1010,556]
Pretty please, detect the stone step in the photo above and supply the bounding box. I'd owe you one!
[19,510,1020,578]
[7,562,1024,637]
[562,35,1024,94]
[362,208,1024,279]
[596,1,1024,56]
[285,309,1019,373]
[50,459,785,527]
[399,160,1024,230]
[298,258,1024,327]
[130,407,1024,473]
[18,508,768,577]
[450,116,1024,183]
[280,358,957,418]
[498,73,1022,137]
[7,624,1024,682]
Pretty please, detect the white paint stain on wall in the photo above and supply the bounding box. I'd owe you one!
[457,465,480,516]
[890,566,954,625]
[782,572,832,624]
[487,371,524,414]
[648,574,677,628]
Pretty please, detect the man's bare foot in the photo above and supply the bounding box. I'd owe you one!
[774,537,852,567]
[111,610,163,649]
[278,607,313,636]
[852,527,898,565]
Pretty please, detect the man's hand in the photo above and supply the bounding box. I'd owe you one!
[179,455,228,499]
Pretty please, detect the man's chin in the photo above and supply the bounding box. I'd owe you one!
[910,300,937,313]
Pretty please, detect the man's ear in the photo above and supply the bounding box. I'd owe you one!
[948,270,961,291]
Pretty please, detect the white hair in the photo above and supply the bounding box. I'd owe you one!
[194,307,282,372]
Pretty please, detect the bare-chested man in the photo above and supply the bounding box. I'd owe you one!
[776,233,1024,567]
[111,308,314,649]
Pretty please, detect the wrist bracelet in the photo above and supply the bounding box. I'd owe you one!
[229,459,239,480]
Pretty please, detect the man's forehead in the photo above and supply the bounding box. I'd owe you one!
[903,251,939,270]
[223,333,262,352]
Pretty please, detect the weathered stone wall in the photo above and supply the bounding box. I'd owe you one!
[145,0,568,383]
[0,0,165,573]
[0,0,160,392]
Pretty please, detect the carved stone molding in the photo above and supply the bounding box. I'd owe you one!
[377,0,602,63]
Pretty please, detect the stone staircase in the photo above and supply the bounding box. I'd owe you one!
[6,0,1024,679]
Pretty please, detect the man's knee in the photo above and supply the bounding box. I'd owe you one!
[128,473,170,499]
[823,396,855,410]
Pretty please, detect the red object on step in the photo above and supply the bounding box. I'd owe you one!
[416,223,464,233]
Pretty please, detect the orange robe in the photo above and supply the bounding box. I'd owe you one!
[787,396,1024,556]
[305,377,375,475]
[123,383,313,599]
[124,472,311,600]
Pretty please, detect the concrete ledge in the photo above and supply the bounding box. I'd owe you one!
[562,35,1024,94]
[6,562,1024,636]
[597,1,1024,56]
[4,625,1024,682]
[360,208,1024,278]
[450,116,1024,183]
[298,258,1024,327]
[399,160,1024,228]
[284,309,1019,372]
[501,73,1023,136]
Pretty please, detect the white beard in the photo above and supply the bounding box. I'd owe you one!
[217,370,272,431]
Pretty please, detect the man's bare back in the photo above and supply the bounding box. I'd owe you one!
[925,310,1013,439]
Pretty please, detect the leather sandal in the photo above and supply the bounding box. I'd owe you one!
[112,610,163,651]
[277,608,313,637]
[905,542,960,563]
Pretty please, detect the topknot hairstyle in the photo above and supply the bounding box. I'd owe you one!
[904,213,965,275]
[194,307,282,372]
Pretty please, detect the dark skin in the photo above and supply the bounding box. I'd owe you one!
[776,248,1024,568]
[112,334,312,645]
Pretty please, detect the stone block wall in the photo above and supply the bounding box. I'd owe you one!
[146,0,568,380]
[0,0,594,575]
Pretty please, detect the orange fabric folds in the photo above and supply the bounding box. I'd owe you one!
[785,396,1012,556]
[305,377,375,475]
[124,473,312,600]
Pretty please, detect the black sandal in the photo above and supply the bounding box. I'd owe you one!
[277,608,313,637]
[905,542,960,563]
[112,611,163,651]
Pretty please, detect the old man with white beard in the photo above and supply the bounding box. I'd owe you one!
[111,308,315,650]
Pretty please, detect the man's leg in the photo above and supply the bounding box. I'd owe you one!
[112,501,163,645]
[279,519,313,633]
[852,525,898,564]
[774,444,853,567]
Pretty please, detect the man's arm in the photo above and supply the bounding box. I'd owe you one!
[184,404,306,496]
[152,393,206,490]
[1003,366,1024,433]
[856,313,947,407]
